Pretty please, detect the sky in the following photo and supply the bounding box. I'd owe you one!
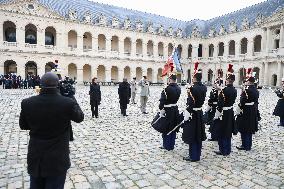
[90,0,266,21]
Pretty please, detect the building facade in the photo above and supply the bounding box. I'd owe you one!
[0,0,284,86]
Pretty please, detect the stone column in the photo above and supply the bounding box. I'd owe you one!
[164,45,168,58]
[37,28,45,48]
[130,69,135,80]
[203,68,208,82]
[266,27,271,52]
[213,44,218,58]
[77,34,83,52]
[247,39,253,57]
[77,68,84,84]
[119,40,124,54]
[38,64,45,77]
[92,36,98,53]
[91,65,98,78]
[192,44,198,61]
[16,25,25,48]
[280,24,284,48]
[0,21,3,43]
[142,67,147,77]
[235,42,240,57]
[118,68,124,82]
[224,43,229,58]
[261,28,267,52]
[0,63,4,74]
[152,69,158,83]
[131,41,136,57]
[259,63,264,86]
[57,32,66,53]
[277,61,282,86]
[18,64,26,78]
[153,43,158,58]
[105,67,111,82]
[143,42,148,57]
[264,62,269,86]
[235,70,240,87]
[106,37,111,52]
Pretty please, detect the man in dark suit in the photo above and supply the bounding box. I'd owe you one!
[118,78,131,116]
[19,72,84,189]
[89,77,101,118]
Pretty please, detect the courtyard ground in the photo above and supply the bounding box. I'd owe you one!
[0,86,283,189]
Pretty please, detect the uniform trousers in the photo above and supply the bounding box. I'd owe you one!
[131,92,136,103]
[218,137,231,155]
[140,96,148,113]
[30,173,66,189]
[241,133,252,150]
[162,132,176,151]
[90,101,99,118]
[189,142,202,161]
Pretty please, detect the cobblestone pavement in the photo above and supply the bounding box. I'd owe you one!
[0,86,283,189]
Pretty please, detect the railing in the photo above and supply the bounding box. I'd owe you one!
[45,45,54,50]
[25,43,37,48]
[3,41,17,47]
[253,52,261,56]
[228,55,235,58]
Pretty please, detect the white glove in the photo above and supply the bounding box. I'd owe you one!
[235,105,243,116]
[160,109,166,117]
[184,110,192,121]
[214,110,222,120]
[206,105,212,112]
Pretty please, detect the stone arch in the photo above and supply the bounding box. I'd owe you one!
[45,26,56,46]
[97,65,105,82]
[4,60,17,74]
[124,37,131,54]
[198,44,203,57]
[124,66,131,80]
[157,68,163,83]
[254,35,262,52]
[98,34,106,50]
[168,43,173,56]
[272,74,277,86]
[111,66,118,82]
[136,67,142,80]
[25,23,37,44]
[83,32,92,50]
[229,40,235,55]
[208,69,213,83]
[188,44,192,58]
[25,61,37,77]
[147,68,153,82]
[68,30,77,48]
[68,63,77,80]
[158,42,164,57]
[241,38,248,54]
[3,21,16,42]
[136,39,142,55]
[147,40,154,56]
[45,62,55,73]
[111,36,119,51]
[209,44,214,57]
[274,29,280,49]
[83,64,91,82]
[218,42,224,56]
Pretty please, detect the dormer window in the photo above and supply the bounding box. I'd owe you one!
[28,4,34,10]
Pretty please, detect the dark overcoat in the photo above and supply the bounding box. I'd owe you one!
[89,83,101,105]
[19,88,84,177]
[118,82,131,109]
[273,89,284,117]
[182,82,207,144]
[237,85,259,134]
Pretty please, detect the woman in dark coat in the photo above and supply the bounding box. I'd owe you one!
[89,77,101,118]
[273,78,284,126]
[118,78,131,116]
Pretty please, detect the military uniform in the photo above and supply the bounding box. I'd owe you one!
[273,87,284,126]
[236,85,259,150]
[182,81,207,161]
[206,87,219,141]
[158,82,181,151]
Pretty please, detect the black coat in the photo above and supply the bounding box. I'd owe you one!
[206,88,219,125]
[182,82,207,144]
[215,84,237,138]
[19,88,84,177]
[118,82,131,109]
[273,89,284,117]
[89,83,101,105]
[158,83,181,133]
[237,85,259,134]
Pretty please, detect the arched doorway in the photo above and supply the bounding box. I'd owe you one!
[136,39,142,55]
[45,62,55,73]
[147,68,153,82]
[209,44,214,57]
[3,21,16,42]
[158,42,164,57]
[157,68,163,83]
[83,32,92,50]
[253,67,260,83]
[68,30,77,48]
[198,44,203,57]
[254,35,262,52]
[241,38,248,54]
[68,63,77,80]
[124,66,131,80]
[83,64,91,82]
[218,42,224,56]
[4,60,17,74]
[97,65,105,82]
[147,40,154,56]
[272,74,277,86]
[136,67,142,81]
[208,69,213,83]
[25,61,37,77]
[124,37,131,54]
[188,44,192,58]
[168,43,173,56]
[229,40,235,55]
[111,36,119,51]
[98,34,106,50]
[45,27,56,46]
[25,24,37,44]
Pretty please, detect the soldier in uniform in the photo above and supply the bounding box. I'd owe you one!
[89,77,101,118]
[130,77,137,104]
[273,78,284,127]
[182,63,207,162]
[214,64,237,156]
[158,74,181,151]
[235,68,259,151]
[118,78,131,116]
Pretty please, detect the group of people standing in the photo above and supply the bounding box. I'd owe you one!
[0,74,40,89]
[89,76,150,117]
[155,63,265,162]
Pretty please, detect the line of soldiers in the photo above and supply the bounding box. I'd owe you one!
[153,63,264,162]
[0,74,40,89]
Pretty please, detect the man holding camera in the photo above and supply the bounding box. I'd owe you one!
[19,72,84,189]
[139,76,150,114]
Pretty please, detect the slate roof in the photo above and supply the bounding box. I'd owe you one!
[0,0,283,37]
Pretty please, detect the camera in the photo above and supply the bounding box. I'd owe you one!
[59,76,76,98]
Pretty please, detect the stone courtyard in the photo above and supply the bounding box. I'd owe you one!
[0,86,283,189]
